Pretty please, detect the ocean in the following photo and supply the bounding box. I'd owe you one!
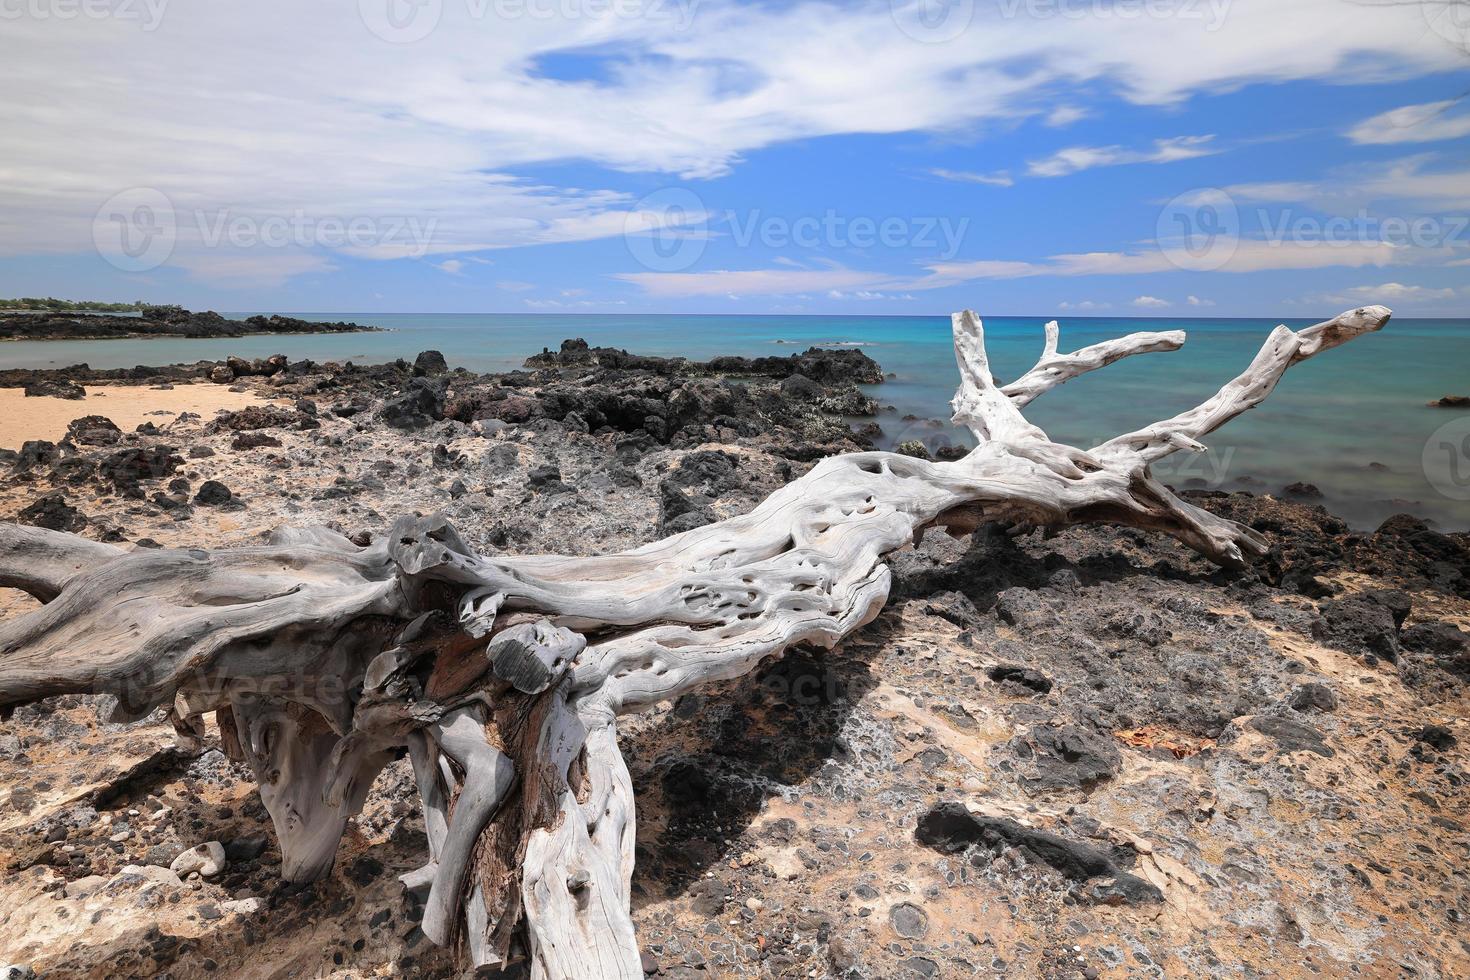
[4,312,1467,531]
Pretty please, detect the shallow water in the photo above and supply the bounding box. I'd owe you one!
[4,312,1467,530]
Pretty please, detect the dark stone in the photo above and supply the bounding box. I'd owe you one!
[65,415,121,446]
[413,350,448,375]
[987,664,1053,694]
[17,493,84,532]
[1081,873,1165,906]
[1312,594,1402,662]
[1417,725,1457,750]
[1009,725,1121,793]
[1281,482,1323,499]
[916,801,1158,903]
[1401,621,1470,662]
[24,379,86,399]
[888,902,929,938]
[99,446,182,488]
[223,835,269,863]
[193,480,232,506]
[382,378,446,430]
[922,591,980,629]
[1288,682,1337,712]
[528,465,562,488]
[231,432,281,450]
[1249,715,1334,757]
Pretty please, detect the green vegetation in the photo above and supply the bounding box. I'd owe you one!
[0,297,147,312]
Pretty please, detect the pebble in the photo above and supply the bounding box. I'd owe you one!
[170,841,227,878]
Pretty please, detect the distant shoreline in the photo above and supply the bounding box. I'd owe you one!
[0,307,382,343]
[0,327,388,343]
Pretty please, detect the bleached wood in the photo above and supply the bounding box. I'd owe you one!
[0,305,1390,977]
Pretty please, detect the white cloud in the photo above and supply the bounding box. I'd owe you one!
[1347,100,1470,145]
[0,0,1459,285]
[615,266,897,299]
[524,298,627,308]
[1187,295,1215,306]
[1027,136,1218,178]
[1044,105,1089,128]
[929,168,1014,187]
[619,238,1438,299]
[920,239,1410,285]
[1133,295,1171,308]
[1226,155,1470,212]
[1057,300,1110,310]
[435,259,465,275]
[1330,282,1457,303]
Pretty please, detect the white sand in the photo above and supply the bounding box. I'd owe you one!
[0,383,265,448]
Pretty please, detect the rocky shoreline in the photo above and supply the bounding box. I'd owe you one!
[0,305,376,342]
[0,342,1466,978]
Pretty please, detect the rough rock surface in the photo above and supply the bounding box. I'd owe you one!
[0,343,1466,979]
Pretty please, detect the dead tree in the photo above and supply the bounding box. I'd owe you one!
[0,305,1390,977]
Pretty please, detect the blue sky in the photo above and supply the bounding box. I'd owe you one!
[1,0,1467,316]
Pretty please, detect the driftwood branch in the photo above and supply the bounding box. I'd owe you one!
[0,305,1390,976]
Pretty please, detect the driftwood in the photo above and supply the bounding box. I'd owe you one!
[0,305,1390,977]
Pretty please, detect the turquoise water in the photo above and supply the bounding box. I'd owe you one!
[3,312,1467,531]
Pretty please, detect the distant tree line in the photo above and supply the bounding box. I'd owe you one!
[0,297,147,312]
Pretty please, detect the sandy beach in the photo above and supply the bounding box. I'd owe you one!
[0,383,264,448]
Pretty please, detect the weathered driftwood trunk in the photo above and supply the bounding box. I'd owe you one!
[0,305,1390,976]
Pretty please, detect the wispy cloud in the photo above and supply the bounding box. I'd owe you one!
[1133,295,1171,308]
[1347,100,1470,146]
[1027,136,1218,178]
[929,168,1014,187]
[1225,155,1470,211]
[1044,105,1089,128]
[616,237,1434,299]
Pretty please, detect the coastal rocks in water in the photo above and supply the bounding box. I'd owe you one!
[17,493,84,532]
[65,415,121,446]
[23,379,85,400]
[0,306,373,341]
[169,841,226,878]
[526,337,883,384]
[706,346,884,385]
[1427,395,1469,408]
[1281,482,1324,500]
[895,440,931,460]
